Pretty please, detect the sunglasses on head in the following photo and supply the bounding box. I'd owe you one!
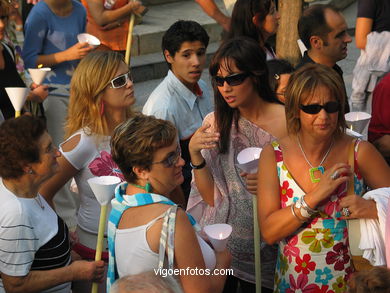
[214,72,250,87]
[109,71,133,89]
[300,101,340,114]
[151,146,181,168]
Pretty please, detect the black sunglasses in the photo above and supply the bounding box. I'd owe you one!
[300,101,340,114]
[109,72,133,89]
[151,146,181,168]
[214,72,250,87]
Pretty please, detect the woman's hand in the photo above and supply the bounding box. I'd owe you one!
[28,84,49,103]
[70,260,105,283]
[189,123,219,156]
[305,163,352,209]
[240,172,257,195]
[214,248,231,269]
[339,195,378,220]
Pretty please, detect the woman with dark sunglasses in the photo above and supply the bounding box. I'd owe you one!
[107,114,231,293]
[258,63,390,292]
[39,51,134,293]
[187,37,286,293]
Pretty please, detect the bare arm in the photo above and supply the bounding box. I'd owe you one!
[258,145,351,244]
[35,42,94,67]
[355,17,373,49]
[39,136,80,207]
[195,0,230,31]
[86,0,143,26]
[175,209,231,293]
[1,260,104,293]
[188,124,220,206]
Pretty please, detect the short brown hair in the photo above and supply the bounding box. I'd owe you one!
[285,63,346,136]
[0,0,11,17]
[111,114,177,183]
[0,116,47,179]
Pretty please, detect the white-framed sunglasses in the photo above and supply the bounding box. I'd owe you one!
[109,71,133,89]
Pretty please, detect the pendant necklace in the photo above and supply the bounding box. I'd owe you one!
[34,195,45,210]
[297,135,334,183]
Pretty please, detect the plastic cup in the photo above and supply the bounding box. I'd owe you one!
[345,112,371,134]
[203,223,232,252]
[236,147,262,173]
[5,87,29,115]
[87,176,121,206]
[28,67,51,85]
[77,33,101,48]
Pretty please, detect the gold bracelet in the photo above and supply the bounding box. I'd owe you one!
[291,203,305,223]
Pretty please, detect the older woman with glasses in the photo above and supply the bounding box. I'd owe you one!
[0,116,104,293]
[40,51,134,293]
[107,114,231,293]
[258,63,390,292]
[187,37,286,293]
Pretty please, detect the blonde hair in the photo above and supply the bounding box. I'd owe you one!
[65,51,133,138]
[285,63,346,136]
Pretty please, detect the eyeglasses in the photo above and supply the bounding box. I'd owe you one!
[109,71,133,89]
[151,146,181,168]
[300,101,340,114]
[214,72,250,87]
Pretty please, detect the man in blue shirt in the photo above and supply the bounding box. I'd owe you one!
[143,20,213,204]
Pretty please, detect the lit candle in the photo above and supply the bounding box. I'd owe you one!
[350,124,353,131]
[254,153,259,159]
[219,233,223,240]
[37,64,43,68]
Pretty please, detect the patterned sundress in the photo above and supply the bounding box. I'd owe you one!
[272,140,365,293]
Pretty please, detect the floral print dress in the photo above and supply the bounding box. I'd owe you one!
[272,140,364,293]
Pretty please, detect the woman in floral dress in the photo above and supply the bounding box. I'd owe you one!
[40,51,134,293]
[258,64,390,292]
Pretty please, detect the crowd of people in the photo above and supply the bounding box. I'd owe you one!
[0,0,390,293]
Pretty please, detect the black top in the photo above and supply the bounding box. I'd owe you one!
[357,0,390,32]
[31,216,71,271]
[296,52,350,113]
[0,43,26,119]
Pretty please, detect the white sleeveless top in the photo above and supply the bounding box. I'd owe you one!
[115,212,216,277]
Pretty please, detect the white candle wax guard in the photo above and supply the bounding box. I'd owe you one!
[203,224,232,252]
[237,147,262,173]
[5,87,29,112]
[88,176,121,206]
[28,68,51,85]
[77,33,101,48]
[345,112,371,135]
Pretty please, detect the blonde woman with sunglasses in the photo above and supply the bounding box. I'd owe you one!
[187,37,286,293]
[258,63,390,292]
[40,51,134,293]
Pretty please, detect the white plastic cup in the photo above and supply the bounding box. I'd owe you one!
[345,112,371,134]
[28,67,51,85]
[236,147,262,173]
[203,223,232,252]
[77,33,101,48]
[5,87,29,112]
[87,176,121,206]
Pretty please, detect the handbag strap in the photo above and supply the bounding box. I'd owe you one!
[158,205,178,269]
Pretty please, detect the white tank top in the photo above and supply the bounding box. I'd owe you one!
[115,212,216,277]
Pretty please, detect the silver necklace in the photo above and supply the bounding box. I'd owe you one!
[34,195,45,210]
[297,135,334,183]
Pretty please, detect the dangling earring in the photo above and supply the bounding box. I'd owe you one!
[145,182,152,193]
[100,101,105,116]
[27,169,33,174]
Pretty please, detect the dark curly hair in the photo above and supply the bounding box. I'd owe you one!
[111,114,177,183]
[0,116,47,179]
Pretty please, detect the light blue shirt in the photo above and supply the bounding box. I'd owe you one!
[142,70,213,140]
